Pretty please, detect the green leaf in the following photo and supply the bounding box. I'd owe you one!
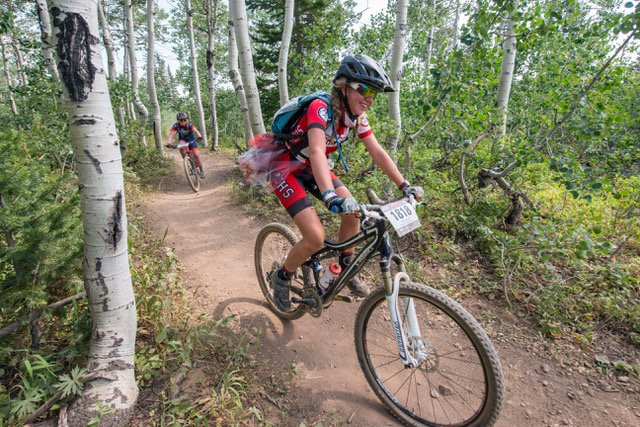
[614,360,633,372]
[155,327,168,344]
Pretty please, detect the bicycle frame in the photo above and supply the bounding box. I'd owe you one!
[301,202,423,368]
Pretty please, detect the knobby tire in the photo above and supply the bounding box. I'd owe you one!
[183,155,200,192]
[354,282,504,427]
[254,223,311,320]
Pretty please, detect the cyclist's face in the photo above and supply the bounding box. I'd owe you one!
[346,82,377,116]
[178,118,187,125]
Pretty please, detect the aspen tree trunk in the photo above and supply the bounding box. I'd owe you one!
[228,1,253,143]
[453,0,460,51]
[124,0,149,132]
[147,0,163,152]
[385,0,408,154]
[424,0,435,89]
[48,1,138,425]
[10,34,27,87]
[278,0,294,105]
[122,26,135,124]
[495,0,519,140]
[206,0,220,150]
[231,0,265,135]
[98,0,126,131]
[0,37,18,116]
[36,0,60,82]
[185,0,208,146]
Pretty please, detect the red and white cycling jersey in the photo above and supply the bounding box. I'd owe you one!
[286,98,373,164]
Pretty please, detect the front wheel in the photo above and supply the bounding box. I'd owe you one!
[183,155,200,192]
[354,282,504,427]
[254,223,311,320]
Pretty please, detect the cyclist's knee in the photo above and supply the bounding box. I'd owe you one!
[301,229,324,251]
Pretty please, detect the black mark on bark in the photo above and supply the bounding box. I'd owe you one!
[50,8,100,102]
[83,149,102,173]
[73,119,96,125]
[96,258,102,272]
[106,190,124,250]
[97,272,108,296]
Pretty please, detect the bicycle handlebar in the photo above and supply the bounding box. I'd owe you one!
[358,193,425,221]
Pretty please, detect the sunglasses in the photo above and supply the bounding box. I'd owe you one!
[349,82,378,99]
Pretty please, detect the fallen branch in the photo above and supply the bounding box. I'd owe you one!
[0,292,86,341]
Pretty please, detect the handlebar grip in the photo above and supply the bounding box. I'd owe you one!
[331,205,341,213]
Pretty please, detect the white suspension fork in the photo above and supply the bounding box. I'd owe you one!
[386,272,420,368]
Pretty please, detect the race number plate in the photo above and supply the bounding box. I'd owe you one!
[381,200,421,237]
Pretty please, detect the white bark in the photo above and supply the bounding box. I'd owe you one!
[48,1,138,425]
[98,0,126,130]
[147,0,163,151]
[278,0,294,105]
[227,1,253,143]
[385,0,408,154]
[10,35,27,86]
[424,0,436,89]
[124,0,149,130]
[36,0,60,82]
[231,0,265,135]
[0,36,18,116]
[206,0,220,150]
[185,0,208,146]
[496,0,519,139]
[453,0,460,51]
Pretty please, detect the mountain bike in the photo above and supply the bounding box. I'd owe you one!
[169,139,202,192]
[254,191,505,427]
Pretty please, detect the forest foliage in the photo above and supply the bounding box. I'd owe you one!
[0,0,639,424]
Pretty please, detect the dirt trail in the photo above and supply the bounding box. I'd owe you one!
[139,149,640,427]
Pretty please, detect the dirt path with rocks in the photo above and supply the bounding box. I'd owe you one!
[137,149,640,427]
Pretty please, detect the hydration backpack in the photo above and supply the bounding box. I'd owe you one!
[270,90,349,171]
[271,91,333,139]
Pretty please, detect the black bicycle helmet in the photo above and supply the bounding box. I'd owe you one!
[176,112,188,120]
[333,54,395,93]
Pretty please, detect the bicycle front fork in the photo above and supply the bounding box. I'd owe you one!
[384,271,428,368]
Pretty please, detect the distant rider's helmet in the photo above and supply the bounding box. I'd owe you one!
[333,54,395,93]
[176,112,188,120]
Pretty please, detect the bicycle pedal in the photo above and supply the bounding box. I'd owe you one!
[335,295,354,303]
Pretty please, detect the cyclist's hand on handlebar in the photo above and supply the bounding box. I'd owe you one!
[399,181,424,200]
[196,137,203,142]
[326,195,359,214]
[166,144,174,149]
[403,186,424,200]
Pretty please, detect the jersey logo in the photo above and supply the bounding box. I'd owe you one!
[318,106,329,124]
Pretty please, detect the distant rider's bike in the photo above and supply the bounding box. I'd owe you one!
[168,138,202,192]
[254,191,505,427]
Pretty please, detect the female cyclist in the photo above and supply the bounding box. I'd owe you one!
[167,112,205,178]
[265,54,424,312]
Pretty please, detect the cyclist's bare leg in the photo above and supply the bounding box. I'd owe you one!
[335,185,359,252]
[191,147,203,168]
[178,146,186,158]
[282,207,325,272]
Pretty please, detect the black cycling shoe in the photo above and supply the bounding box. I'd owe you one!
[270,269,292,312]
[347,277,370,297]
[340,254,370,297]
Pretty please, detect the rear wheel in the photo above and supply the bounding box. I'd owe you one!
[254,223,310,320]
[183,155,200,192]
[354,282,504,427]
